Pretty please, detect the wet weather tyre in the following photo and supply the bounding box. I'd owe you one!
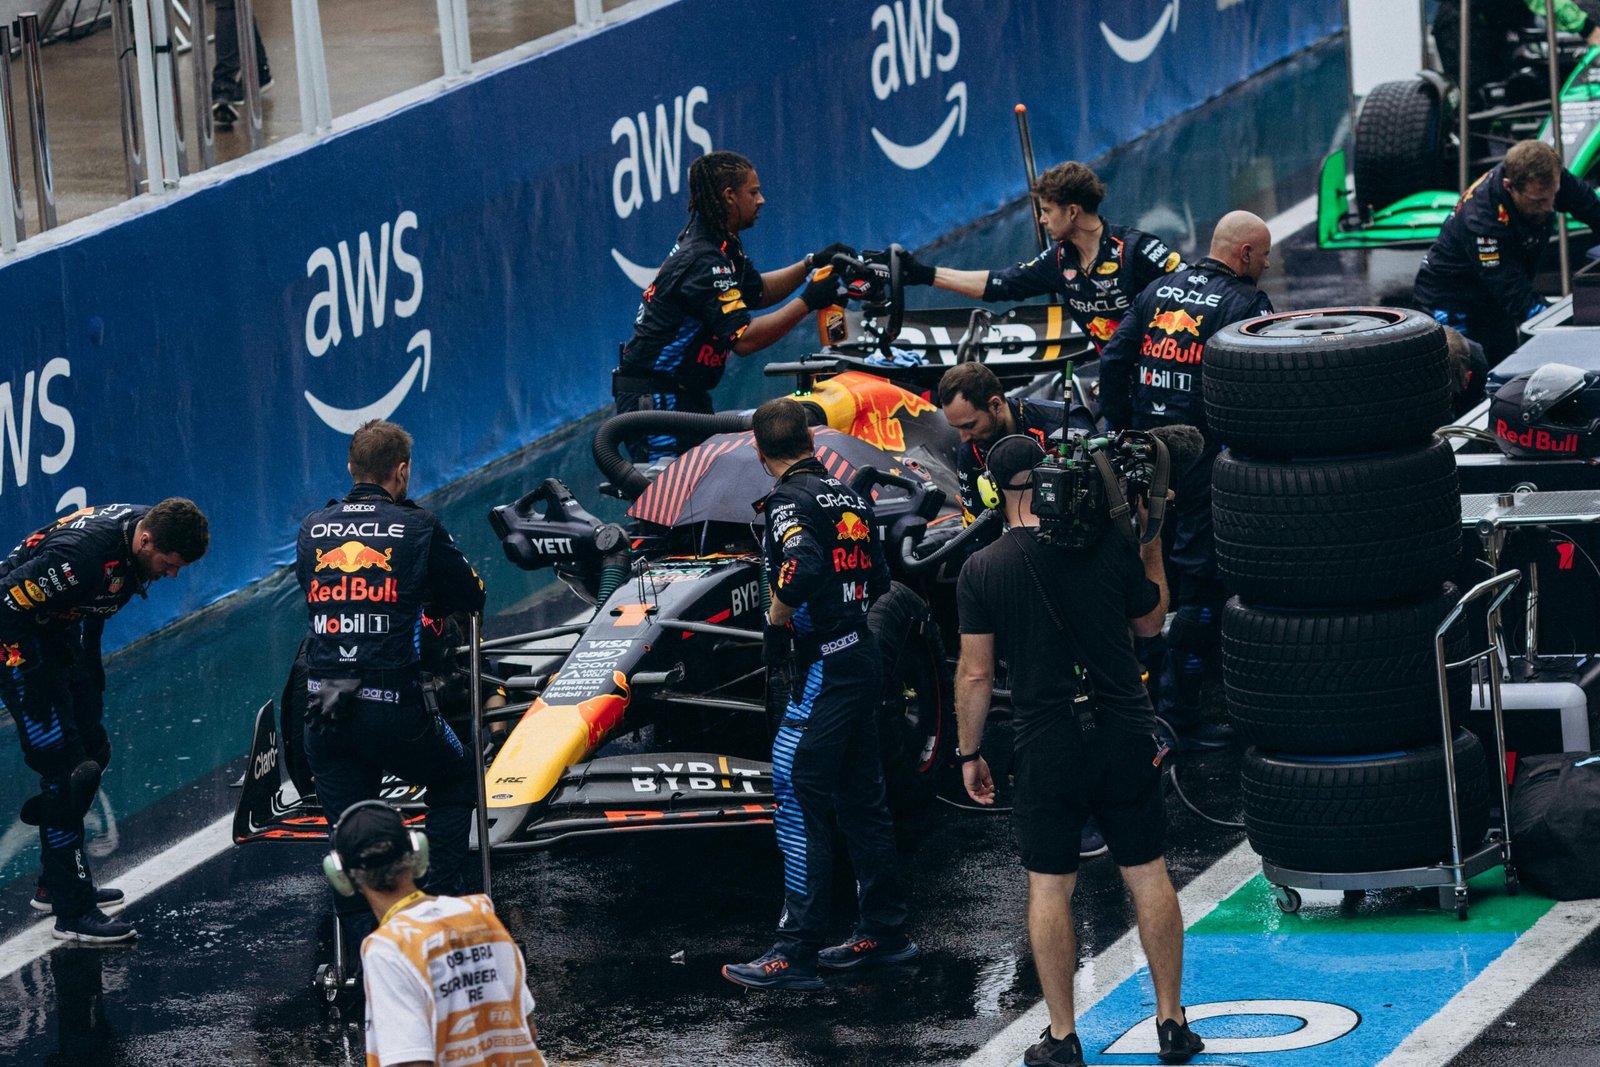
[1221,586,1471,754]
[1204,308,1452,457]
[869,582,954,815]
[1242,728,1491,873]
[1212,439,1461,607]
[1353,79,1446,214]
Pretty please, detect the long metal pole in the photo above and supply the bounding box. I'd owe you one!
[147,0,182,185]
[435,0,462,79]
[1458,0,1470,192]
[16,13,56,228]
[1546,0,1572,295]
[469,613,492,897]
[1013,103,1047,254]
[111,0,144,196]
[129,0,166,195]
[236,0,262,149]
[451,0,470,74]
[574,0,601,28]
[0,24,25,246]
[291,0,330,133]
[188,0,212,168]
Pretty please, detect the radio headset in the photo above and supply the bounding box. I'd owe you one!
[322,799,430,897]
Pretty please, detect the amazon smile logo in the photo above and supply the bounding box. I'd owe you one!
[1100,0,1180,64]
[868,0,964,170]
[301,210,432,434]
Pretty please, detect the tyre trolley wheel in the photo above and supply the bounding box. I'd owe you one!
[1271,884,1302,914]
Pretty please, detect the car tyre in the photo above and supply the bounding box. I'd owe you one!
[1353,79,1449,214]
[1242,728,1490,873]
[1204,307,1452,457]
[868,582,954,816]
[1212,439,1461,607]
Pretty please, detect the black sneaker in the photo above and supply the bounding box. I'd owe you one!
[31,884,126,917]
[721,947,823,991]
[1157,1015,1205,1063]
[226,74,274,103]
[52,908,136,944]
[1024,1025,1085,1067]
[817,932,920,970]
[211,99,237,127]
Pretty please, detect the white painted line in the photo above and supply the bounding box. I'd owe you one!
[1267,194,1318,245]
[0,813,234,980]
[1378,897,1600,1066]
[961,839,1262,1067]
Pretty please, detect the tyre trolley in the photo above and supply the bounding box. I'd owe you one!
[1264,569,1523,920]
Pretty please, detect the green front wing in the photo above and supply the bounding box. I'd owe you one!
[1316,149,1458,250]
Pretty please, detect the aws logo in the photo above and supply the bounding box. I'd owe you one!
[1100,0,1180,64]
[610,86,715,289]
[302,210,431,434]
[868,0,965,170]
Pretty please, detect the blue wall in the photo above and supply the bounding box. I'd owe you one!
[0,0,1340,648]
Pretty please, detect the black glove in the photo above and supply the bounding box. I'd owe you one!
[306,678,360,735]
[900,250,937,287]
[806,242,856,270]
[800,269,847,311]
[762,623,793,668]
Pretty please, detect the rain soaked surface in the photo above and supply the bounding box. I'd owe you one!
[2,33,1598,1067]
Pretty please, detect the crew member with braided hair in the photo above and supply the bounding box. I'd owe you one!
[615,150,855,459]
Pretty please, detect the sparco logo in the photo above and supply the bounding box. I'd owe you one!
[301,210,431,434]
[1100,0,1180,64]
[609,86,715,289]
[868,0,965,170]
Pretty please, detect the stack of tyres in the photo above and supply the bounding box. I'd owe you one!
[1203,308,1490,874]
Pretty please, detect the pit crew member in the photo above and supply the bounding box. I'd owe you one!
[298,419,486,960]
[614,150,852,459]
[722,398,917,989]
[899,161,1183,351]
[1414,139,1600,364]
[954,435,1203,1067]
[0,498,209,943]
[1099,210,1274,749]
[325,801,545,1067]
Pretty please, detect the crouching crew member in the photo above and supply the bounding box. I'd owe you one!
[0,499,209,943]
[298,420,486,957]
[1098,210,1274,748]
[325,801,544,1067]
[955,436,1202,1067]
[723,398,917,989]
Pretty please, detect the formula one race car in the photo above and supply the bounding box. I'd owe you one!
[233,247,1094,852]
[1320,18,1600,249]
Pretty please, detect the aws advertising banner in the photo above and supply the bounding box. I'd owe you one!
[0,0,1338,647]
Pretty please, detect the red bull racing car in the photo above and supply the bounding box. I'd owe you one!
[233,247,1094,853]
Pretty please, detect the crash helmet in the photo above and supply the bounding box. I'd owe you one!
[1488,363,1600,459]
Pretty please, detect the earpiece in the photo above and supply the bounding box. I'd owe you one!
[977,471,1000,510]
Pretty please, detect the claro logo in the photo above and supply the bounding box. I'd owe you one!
[610,87,715,289]
[869,0,964,170]
[1100,0,1180,64]
[301,210,430,434]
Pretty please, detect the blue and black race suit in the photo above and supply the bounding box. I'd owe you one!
[1100,259,1272,729]
[0,504,152,918]
[1413,162,1600,363]
[615,215,765,458]
[758,457,906,962]
[296,484,485,919]
[985,223,1182,350]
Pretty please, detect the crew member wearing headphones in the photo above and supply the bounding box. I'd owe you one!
[325,801,544,1067]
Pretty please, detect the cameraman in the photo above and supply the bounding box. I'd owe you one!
[954,435,1203,1067]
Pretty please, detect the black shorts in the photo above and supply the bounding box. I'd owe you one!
[1012,716,1166,874]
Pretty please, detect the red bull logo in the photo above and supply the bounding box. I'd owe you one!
[1149,307,1203,336]
[1496,418,1579,453]
[1,643,23,667]
[1497,204,1510,225]
[1141,335,1204,364]
[314,540,394,574]
[840,376,936,451]
[306,575,400,604]
[1086,316,1119,342]
[835,512,870,541]
[578,681,629,746]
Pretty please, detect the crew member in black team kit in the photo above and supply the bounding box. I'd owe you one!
[297,419,486,961]
[722,398,917,990]
[0,498,209,943]
[899,161,1183,351]
[614,151,852,459]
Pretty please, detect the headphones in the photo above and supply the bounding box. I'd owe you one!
[976,433,1044,510]
[322,799,430,897]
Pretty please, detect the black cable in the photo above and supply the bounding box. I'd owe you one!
[1152,715,1246,830]
[937,792,1012,814]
